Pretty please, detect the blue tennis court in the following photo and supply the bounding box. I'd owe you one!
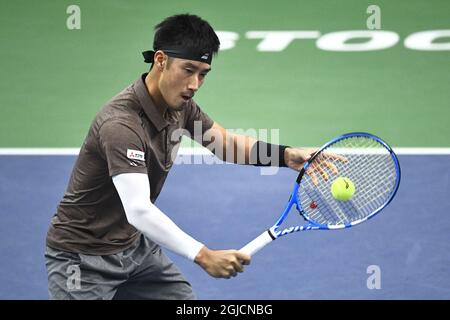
[1,154,449,299]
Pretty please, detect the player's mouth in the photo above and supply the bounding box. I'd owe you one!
[181,92,194,102]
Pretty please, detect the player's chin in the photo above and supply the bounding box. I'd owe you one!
[170,100,186,111]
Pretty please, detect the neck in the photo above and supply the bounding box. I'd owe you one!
[144,71,167,111]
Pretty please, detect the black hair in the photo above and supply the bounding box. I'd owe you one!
[153,14,220,56]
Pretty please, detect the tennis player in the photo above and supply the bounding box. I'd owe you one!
[45,13,316,300]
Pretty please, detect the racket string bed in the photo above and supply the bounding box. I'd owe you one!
[240,132,400,257]
[298,136,398,226]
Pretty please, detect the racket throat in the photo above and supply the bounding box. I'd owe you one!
[267,227,277,240]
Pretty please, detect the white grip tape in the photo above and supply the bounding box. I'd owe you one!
[240,230,274,256]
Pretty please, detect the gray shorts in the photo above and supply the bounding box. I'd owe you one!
[45,234,195,300]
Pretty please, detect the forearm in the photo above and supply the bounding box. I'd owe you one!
[128,203,204,261]
[222,132,257,164]
[230,134,290,166]
[204,123,289,166]
[112,173,204,261]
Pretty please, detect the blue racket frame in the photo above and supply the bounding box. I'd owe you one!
[269,132,401,239]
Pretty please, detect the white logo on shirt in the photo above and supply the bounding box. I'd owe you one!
[127,149,145,161]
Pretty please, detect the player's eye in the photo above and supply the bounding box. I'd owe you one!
[184,68,194,74]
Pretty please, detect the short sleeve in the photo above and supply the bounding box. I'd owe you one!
[98,120,148,177]
[184,100,214,142]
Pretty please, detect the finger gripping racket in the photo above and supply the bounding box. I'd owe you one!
[240,132,401,256]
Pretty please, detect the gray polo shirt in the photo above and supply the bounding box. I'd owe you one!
[46,74,214,255]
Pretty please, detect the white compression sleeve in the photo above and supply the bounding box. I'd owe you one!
[112,173,204,261]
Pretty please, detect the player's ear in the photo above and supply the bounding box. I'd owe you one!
[154,50,166,71]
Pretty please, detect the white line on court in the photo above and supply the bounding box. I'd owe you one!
[0,148,450,155]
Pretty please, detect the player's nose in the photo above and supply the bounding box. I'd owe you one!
[187,76,200,92]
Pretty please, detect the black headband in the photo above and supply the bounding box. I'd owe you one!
[142,47,213,65]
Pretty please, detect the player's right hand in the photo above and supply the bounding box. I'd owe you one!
[194,246,251,279]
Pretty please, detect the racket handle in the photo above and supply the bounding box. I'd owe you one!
[240,230,274,256]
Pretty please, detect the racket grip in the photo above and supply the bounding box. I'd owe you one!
[240,230,274,256]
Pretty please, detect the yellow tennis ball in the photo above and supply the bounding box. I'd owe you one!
[331,177,356,201]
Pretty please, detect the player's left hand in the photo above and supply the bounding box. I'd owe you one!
[284,147,317,171]
[285,147,348,185]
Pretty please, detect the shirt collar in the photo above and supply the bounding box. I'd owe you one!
[133,73,169,132]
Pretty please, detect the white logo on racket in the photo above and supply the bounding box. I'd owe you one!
[127,149,145,161]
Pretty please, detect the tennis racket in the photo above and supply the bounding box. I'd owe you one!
[240,132,401,256]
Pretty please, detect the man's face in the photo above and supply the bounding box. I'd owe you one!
[158,56,211,111]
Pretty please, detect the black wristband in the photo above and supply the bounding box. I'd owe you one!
[250,141,289,167]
